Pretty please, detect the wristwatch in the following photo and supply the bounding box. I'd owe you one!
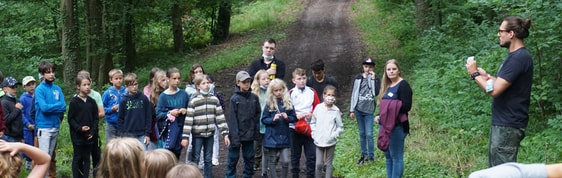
[470,72,480,80]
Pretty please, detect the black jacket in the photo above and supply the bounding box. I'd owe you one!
[1,95,23,139]
[227,86,262,147]
[68,95,99,145]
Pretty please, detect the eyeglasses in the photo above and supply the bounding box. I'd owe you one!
[498,29,510,33]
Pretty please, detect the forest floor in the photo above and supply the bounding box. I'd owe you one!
[211,0,364,177]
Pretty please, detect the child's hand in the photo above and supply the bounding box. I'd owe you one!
[28,124,35,131]
[349,112,355,120]
[179,108,187,115]
[15,103,23,110]
[82,126,90,132]
[112,105,119,111]
[224,135,230,147]
[273,114,280,121]
[374,116,380,124]
[181,138,189,148]
[0,140,22,156]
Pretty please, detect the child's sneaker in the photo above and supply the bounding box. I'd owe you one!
[212,158,219,166]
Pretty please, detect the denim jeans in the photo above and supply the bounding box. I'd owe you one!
[265,147,290,178]
[105,124,118,142]
[290,129,316,178]
[226,140,255,178]
[190,136,214,178]
[384,125,406,178]
[489,125,525,167]
[37,128,59,178]
[2,135,20,142]
[355,111,375,158]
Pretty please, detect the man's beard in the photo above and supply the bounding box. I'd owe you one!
[499,40,511,48]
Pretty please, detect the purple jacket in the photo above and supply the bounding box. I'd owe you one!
[377,99,408,151]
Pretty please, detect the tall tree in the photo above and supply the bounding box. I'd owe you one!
[211,0,231,44]
[85,0,105,87]
[171,0,185,52]
[61,0,80,83]
[123,0,136,71]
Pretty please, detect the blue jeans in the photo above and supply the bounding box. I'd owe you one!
[355,111,375,158]
[226,141,255,178]
[384,125,406,178]
[489,125,525,167]
[2,135,21,142]
[190,137,214,178]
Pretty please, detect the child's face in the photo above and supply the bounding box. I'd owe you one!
[126,81,139,95]
[78,79,91,96]
[24,82,36,94]
[312,69,325,82]
[3,86,17,96]
[323,89,336,105]
[158,76,168,89]
[272,86,284,98]
[42,69,55,82]
[362,64,374,73]
[193,67,204,77]
[292,74,306,89]
[237,79,251,92]
[168,72,181,89]
[197,78,211,92]
[262,42,276,56]
[258,73,270,86]
[110,74,123,88]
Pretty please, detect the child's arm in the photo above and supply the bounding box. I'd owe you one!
[0,106,4,136]
[34,89,66,114]
[181,104,194,148]
[261,105,276,125]
[227,97,240,146]
[155,94,169,122]
[117,99,126,131]
[0,140,50,178]
[144,97,152,142]
[335,110,344,137]
[102,91,116,115]
[20,97,33,130]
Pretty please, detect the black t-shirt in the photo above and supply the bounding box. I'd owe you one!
[492,47,533,129]
[306,75,338,101]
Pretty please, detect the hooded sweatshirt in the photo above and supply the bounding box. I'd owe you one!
[1,95,23,139]
[227,86,261,147]
[118,91,152,137]
[102,86,126,126]
[35,80,66,129]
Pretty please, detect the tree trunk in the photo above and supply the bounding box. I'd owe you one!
[414,0,431,30]
[123,0,136,71]
[61,0,80,84]
[212,0,231,44]
[172,1,185,52]
[85,0,104,85]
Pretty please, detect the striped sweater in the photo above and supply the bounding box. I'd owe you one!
[182,93,229,138]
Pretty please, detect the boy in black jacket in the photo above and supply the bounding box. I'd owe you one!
[1,77,23,142]
[225,71,262,178]
[118,73,152,149]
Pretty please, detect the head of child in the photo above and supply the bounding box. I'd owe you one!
[291,68,307,89]
[38,61,55,83]
[262,38,276,60]
[167,68,181,90]
[189,64,205,84]
[266,79,292,112]
[0,151,22,177]
[75,75,91,97]
[124,73,139,95]
[236,71,252,92]
[144,149,177,178]
[2,77,21,97]
[148,67,161,86]
[165,163,203,178]
[362,57,375,74]
[311,59,325,82]
[22,76,37,95]
[254,70,270,90]
[323,85,337,106]
[153,70,168,90]
[193,75,211,95]
[96,137,144,178]
[108,69,124,89]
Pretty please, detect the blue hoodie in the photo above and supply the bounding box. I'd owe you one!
[102,86,126,126]
[35,81,66,129]
[20,92,34,131]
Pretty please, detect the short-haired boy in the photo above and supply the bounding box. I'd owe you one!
[1,76,24,142]
[225,71,262,178]
[307,59,339,101]
[118,73,152,149]
[102,69,125,141]
[289,68,320,178]
[20,76,36,170]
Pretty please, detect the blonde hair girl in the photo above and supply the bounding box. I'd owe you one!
[96,138,144,178]
[165,163,202,178]
[251,70,270,102]
[265,79,293,112]
[144,149,177,178]
[378,59,403,102]
[150,70,167,107]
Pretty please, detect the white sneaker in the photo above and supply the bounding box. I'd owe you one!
[212,158,219,166]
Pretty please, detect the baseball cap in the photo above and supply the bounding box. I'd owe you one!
[236,71,252,82]
[2,77,22,88]
[22,76,36,86]
[362,57,375,65]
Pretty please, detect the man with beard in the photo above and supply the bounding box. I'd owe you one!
[465,16,533,167]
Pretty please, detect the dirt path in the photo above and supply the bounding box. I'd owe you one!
[212,0,364,177]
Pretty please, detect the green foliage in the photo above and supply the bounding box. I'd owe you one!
[230,0,301,34]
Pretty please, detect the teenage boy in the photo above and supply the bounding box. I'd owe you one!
[289,68,320,178]
[20,76,36,170]
[307,59,339,101]
[1,76,24,142]
[226,71,262,178]
[248,38,286,80]
[118,73,152,149]
[35,61,67,178]
[102,69,125,141]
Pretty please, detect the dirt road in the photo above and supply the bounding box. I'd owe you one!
[212,0,364,177]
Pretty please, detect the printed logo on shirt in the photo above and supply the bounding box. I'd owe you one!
[53,90,60,100]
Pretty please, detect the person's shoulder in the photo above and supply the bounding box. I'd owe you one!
[354,74,363,79]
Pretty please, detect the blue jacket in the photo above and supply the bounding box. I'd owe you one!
[262,100,297,148]
[118,92,152,137]
[20,92,34,131]
[102,86,126,126]
[35,81,66,129]
[227,86,261,146]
